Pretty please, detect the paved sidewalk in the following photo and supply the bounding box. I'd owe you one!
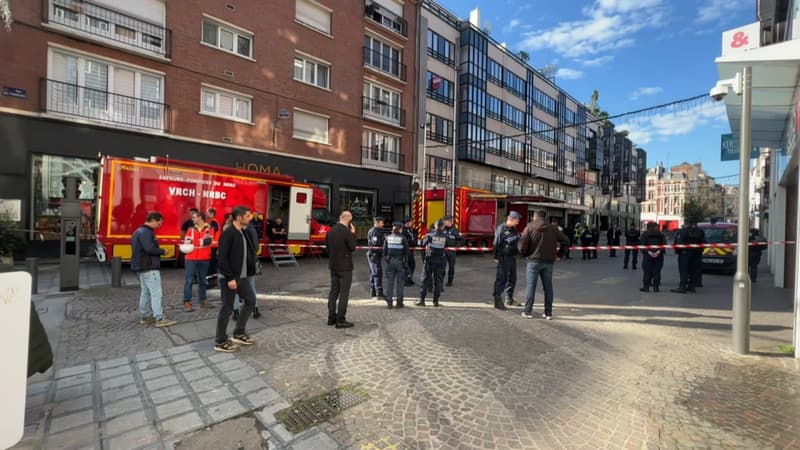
[10,254,800,449]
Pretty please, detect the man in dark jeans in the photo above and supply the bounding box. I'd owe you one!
[518,210,571,320]
[326,210,357,328]
[214,205,257,353]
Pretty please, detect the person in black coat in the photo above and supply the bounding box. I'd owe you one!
[640,222,667,292]
[590,228,600,259]
[214,205,258,353]
[624,224,641,270]
[327,211,357,328]
[749,228,767,282]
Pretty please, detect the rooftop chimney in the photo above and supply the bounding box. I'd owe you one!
[469,8,480,28]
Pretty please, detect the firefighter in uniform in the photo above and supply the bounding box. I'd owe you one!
[367,216,386,299]
[623,224,641,270]
[418,220,448,307]
[493,211,522,310]
[442,215,464,286]
[383,222,410,308]
[402,216,417,286]
[640,222,666,292]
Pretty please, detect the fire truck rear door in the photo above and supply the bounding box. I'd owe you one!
[288,186,313,240]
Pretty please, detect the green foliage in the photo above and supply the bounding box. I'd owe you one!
[517,51,530,63]
[777,344,794,356]
[683,197,710,223]
[0,214,25,257]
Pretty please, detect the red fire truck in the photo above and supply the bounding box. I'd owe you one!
[412,186,498,247]
[95,156,331,261]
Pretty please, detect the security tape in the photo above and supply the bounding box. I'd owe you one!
[264,241,795,253]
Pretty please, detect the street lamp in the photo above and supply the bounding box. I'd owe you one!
[710,66,751,354]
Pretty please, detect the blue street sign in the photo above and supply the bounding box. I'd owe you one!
[721,133,760,161]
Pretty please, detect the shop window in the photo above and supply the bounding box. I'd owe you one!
[339,187,376,239]
[31,154,99,241]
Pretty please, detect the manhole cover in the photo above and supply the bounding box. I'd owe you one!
[277,385,369,433]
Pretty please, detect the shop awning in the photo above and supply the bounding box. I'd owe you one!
[715,38,800,149]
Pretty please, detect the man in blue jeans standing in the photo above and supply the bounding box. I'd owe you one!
[131,212,176,328]
[517,210,570,320]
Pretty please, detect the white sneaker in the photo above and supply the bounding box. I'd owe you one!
[542,314,552,320]
[520,312,533,319]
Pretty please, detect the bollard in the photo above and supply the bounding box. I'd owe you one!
[25,257,39,295]
[111,256,122,288]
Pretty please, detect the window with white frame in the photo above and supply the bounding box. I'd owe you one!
[296,0,332,35]
[293,54,330,89]
[362,81,401,124]
[293,109,329,144]
[362,129,401,166]
[200,86,251,122]
[364,35,402,79]
[202,18,253,58]
[47,48,164,130]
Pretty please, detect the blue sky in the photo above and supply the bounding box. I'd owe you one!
[437,0,755,181]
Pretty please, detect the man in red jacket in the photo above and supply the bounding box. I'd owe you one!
[183,211,216,312]
[517,210,571,320]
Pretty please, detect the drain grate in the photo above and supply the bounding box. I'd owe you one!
[276,385,369,433]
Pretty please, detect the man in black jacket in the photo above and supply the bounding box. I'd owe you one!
[493,211,521,309]
[214,205,257,352]
[623,224,641,270]
[327,210,357,328]
[131,212,176,328]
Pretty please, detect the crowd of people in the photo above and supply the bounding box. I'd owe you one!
[130,206,769,346]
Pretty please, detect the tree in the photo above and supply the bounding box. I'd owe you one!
[587,90,609,122]
[539,63,557,82]
[1,0,11,31]
[683,197,710,224]
[517,51,529,63]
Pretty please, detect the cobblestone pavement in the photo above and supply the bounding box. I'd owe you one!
[13,254,800,449]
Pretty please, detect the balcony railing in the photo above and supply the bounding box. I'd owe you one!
[427,130,453,145]
[362,96,405,127]
[363,47,407,81]
[361,146,404,170]
[364,1,407,37]
[426,172,452,185]
[426,89,453,106]
[427,47,455,67]
[42,78,169,131]
[44,0,172,58]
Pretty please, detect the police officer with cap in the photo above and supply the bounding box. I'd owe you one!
[441,214,464,286]
[383,221,410,308]
[418,219,448,307]
[493,211,522,309]
[401,216,417,286]
[623,224,641,270]
[367,216,386,299]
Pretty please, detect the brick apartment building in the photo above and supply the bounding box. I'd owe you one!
[0,0,417,254]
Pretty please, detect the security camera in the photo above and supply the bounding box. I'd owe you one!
[709,84,729,101]
[709,73,742,102]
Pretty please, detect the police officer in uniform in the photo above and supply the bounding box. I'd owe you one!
[493,211,522,309]
[418,220,448,307]
[402,216,417,286]
[383,222,410,309]
[687,222,706,289]
[367,216,386,299]
[640,222,666,292]
[671,221,704,293]
[623,224,641,270]
[580,227,594,260]
[442,215,463,286]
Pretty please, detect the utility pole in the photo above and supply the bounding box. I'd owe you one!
[732,66,752,355]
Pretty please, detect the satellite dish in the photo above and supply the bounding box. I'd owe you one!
[277,109,291,120]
